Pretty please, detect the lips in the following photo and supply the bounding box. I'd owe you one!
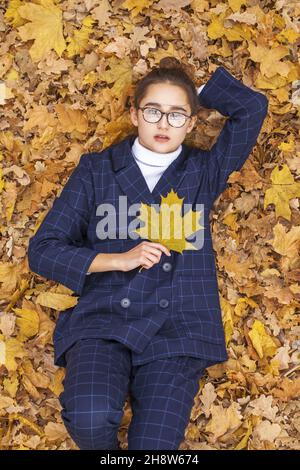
[154,135,170,141]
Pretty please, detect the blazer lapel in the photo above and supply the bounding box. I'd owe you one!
[111,133,189,209]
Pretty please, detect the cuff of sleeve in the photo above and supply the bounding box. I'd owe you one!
[196,66,225,108]
[197,65,265,111]
[68,249,98,295]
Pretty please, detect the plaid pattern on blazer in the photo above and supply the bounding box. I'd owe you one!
[28,66,268,368]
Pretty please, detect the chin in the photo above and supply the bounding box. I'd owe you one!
[153,146,172,153]
[152,141,174,151]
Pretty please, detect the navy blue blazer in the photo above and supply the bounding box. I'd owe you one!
[28,66,268,368]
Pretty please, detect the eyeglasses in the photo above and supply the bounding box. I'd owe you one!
[137,106,192,128]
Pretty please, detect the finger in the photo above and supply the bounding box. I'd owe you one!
[145,243,171,257]
[142,252,160,265]
[154,243,171,256]
[143,246,164,257]
[162,245,171,256]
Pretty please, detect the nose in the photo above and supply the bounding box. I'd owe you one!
[158,113,169,129]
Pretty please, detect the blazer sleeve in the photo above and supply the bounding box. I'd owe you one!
[27,154,99,296]
[198,66,268,201]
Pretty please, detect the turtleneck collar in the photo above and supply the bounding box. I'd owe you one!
[132,136,182,167]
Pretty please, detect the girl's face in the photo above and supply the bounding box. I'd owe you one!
[130,83,197,153]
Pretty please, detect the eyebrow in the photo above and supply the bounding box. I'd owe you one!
[142,102,188,112]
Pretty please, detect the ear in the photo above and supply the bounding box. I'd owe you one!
[130,105,138,127]
[186,115,197,134]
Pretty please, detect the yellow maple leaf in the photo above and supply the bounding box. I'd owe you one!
[234,297,259,318]
[264,164,300,220]
[21,359,50,388]
[0,262,19,293]
[276,28,300,44]
[66,15,96,58]
[271,222,300,260]
[36,292,78,310]
[13,307,40,341]
[248,320,277,359]
[3,374,19,398]
[134,189,204,271]
[135,189,204,253]
[17,0,66,62]
[208,11,249,42]
[99,55,133,99]
[122,0,155,18]
[206,403,242,438]
[0,336,27,372]
[278,140,295,152]
[4,0,26,28]
[248,43,290,79]
[55,103,88,134]
[239,355,256,372]
[265,358,281,376]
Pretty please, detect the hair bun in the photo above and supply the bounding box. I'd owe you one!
[159,56,182,70]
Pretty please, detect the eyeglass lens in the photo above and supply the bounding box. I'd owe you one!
[143,108,186,127]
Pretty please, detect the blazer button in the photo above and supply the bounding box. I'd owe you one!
[159,298,169,308]
[162,262,172,272]
[120,297,131,308]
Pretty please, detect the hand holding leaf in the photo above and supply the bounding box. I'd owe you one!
[135,189,204,272]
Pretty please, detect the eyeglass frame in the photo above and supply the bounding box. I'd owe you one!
[137,106,193,128]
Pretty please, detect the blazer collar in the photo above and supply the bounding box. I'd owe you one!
[111,133,189,207]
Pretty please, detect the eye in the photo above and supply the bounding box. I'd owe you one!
[145,108,160,115]
[170,112,184,118]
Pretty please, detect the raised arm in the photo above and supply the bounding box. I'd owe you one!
[197,66,268,201]
[27,154,98,296]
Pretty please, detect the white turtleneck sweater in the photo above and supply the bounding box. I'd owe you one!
[131,136,182,192]
[86,84,205,274]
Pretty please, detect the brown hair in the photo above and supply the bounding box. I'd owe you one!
[132,56,200,116]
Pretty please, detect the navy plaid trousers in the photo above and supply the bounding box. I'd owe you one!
[59,338,208,450]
